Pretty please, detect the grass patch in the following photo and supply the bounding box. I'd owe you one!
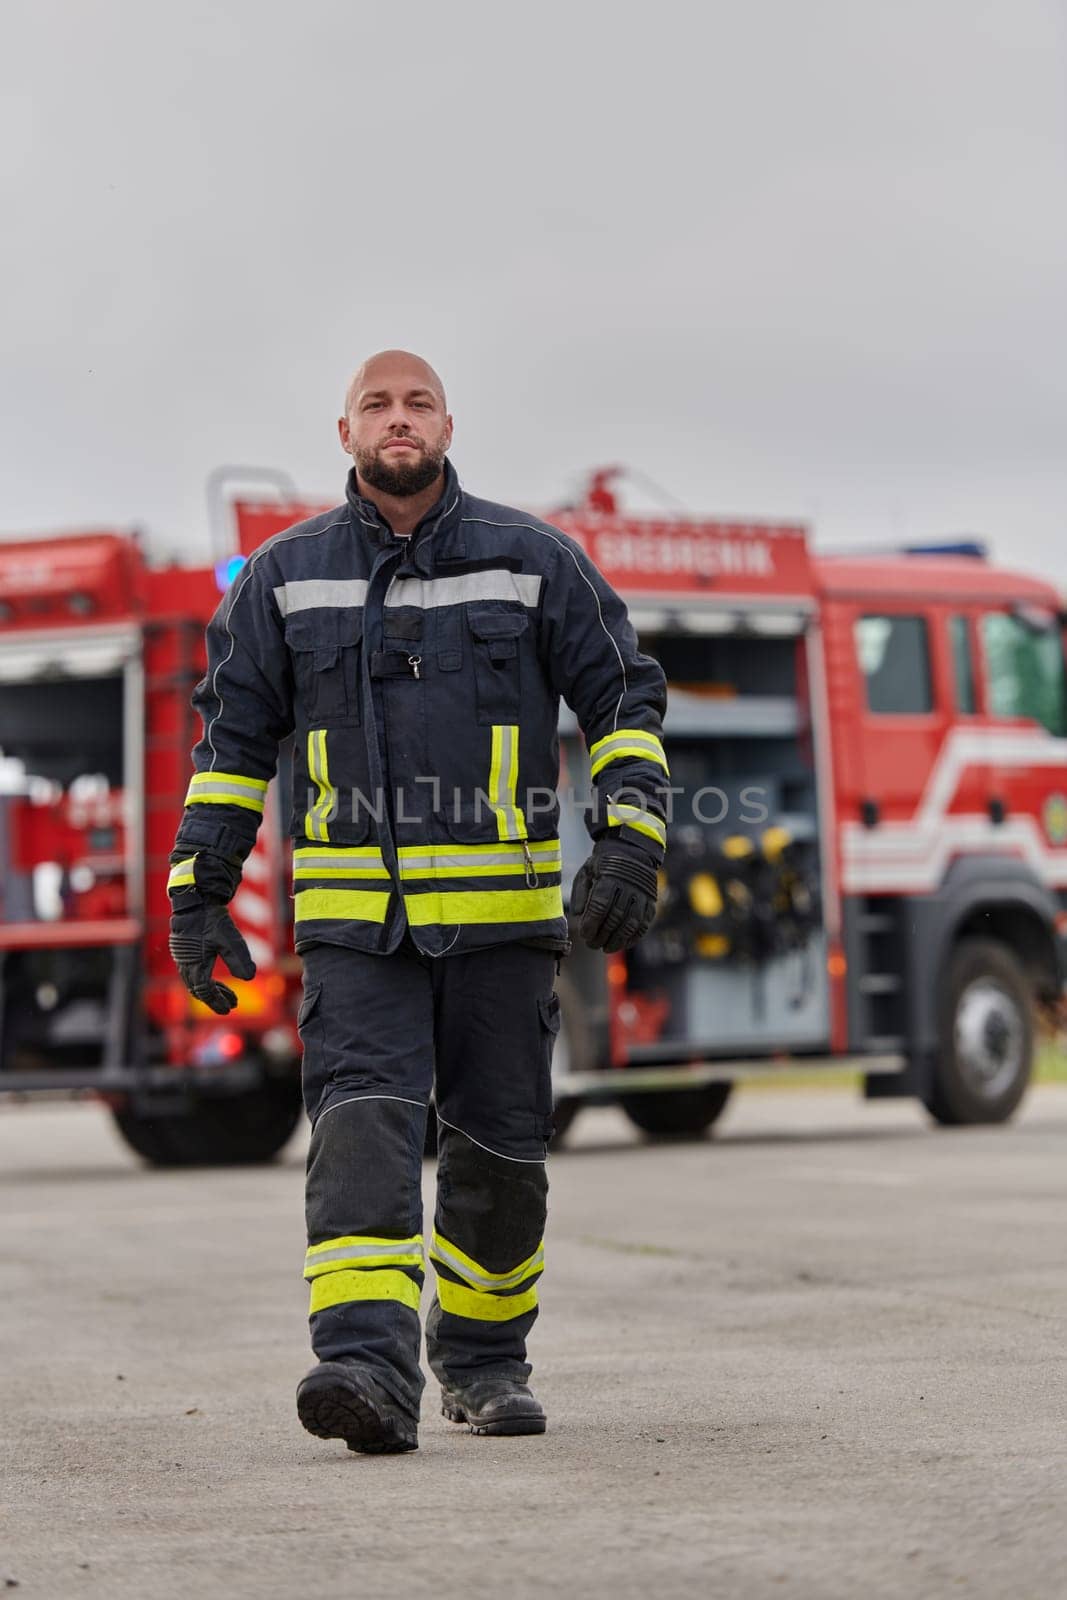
[736,1041,1067,1091]
[1036,1041,1067,1083]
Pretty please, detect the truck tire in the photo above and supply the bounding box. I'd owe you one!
[112,1080,303,1167]
[925,937,1034,1126]
[621,1082,733,1140]
[109,1109,177,1165]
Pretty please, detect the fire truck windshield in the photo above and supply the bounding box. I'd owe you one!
[0,676,123,790]
[982,610,1067,736]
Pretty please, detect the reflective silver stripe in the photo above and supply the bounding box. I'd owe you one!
[430,1236,545,1291]
[188,771,268,794]
[274,570,541,617]
[306,1243,424,1267]
[488,724,527,841]
[395,841,559,858]
[305,731,335,843]
[589,729,669,778]
[294,847,388,861]
[386,571,542,609]
[294,853,388,878]
[607,802,667,847]
[304,1241,425,1275]
[399,846,559,874]
[167,856,198,890]
[185,779,267,809]
[399,858,562,876]
[273,579,368,616]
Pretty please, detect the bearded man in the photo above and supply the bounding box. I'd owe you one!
[166,350,668,1453]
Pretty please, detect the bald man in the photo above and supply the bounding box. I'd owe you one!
[167,351,669,1453]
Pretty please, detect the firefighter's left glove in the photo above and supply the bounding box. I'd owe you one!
[168,900,256,1015]
[571,836,659,954]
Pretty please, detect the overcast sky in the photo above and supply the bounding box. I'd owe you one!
[2,0,1065,579]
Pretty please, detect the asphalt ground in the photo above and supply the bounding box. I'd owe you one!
[1,1086,1065,1600]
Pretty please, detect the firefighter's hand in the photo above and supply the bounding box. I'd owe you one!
[571,837,659,953]
[168,901,256,1015]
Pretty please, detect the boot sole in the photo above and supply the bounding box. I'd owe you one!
[442,1398,546,1436]
[297,1366,418,1454]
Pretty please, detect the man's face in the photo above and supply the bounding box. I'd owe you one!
[339,357,453,497]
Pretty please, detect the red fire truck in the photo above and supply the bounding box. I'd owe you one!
[2,472,1064,1161]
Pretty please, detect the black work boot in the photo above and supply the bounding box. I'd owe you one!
[440,1377,546,1436]
[297,1360,418,1454]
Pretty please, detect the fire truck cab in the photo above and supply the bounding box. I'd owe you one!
[1,479,1063,1160]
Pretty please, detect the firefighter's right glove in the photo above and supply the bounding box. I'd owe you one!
[571,836,659,953]
[168,899,256,1015]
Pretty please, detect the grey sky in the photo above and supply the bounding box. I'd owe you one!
[2,0,1065,579]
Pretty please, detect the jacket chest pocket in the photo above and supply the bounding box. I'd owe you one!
[285,611,363,725]
[467,605,528,726]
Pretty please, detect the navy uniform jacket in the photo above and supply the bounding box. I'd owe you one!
[169,460,669,957]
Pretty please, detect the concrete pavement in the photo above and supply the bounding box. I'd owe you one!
[1,1086,1065,1599]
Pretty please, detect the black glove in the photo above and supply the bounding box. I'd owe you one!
[571,836,659,953]
[168,900,256,1015]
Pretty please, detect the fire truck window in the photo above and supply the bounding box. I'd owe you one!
[949,616,977,714]
[981,611,1067,735]
[854,616,932,715]
[0,677,124,787]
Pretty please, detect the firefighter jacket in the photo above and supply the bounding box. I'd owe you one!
[169,460,669,958]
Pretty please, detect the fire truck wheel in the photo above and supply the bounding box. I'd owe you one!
[620,1082,733,1140]
[926,938,1034,1126]
[112,1080,303,1166]
[108,1109,176,1165]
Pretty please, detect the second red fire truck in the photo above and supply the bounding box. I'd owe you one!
[1,470,1064,1160]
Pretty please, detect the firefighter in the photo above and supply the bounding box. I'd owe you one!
[166,351,669,1453]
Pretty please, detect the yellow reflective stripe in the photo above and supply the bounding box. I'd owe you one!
[305,730,335,843]
[436,1278,539,1323]
[589,728,669,780]
[166,856,198,891]
[404,885,563,926]
[185,771,268,813]
[294,867,391,880]
[606,803,667,848]
[294,889,392,923]
[430,1231,544,1291]
[294,845,389,880]
[309,1268,421,1316]
[187,771,269,794]
[488,724,527,842]
[305,1233,424,1279]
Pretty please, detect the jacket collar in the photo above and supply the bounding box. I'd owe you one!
[345,457,466,574]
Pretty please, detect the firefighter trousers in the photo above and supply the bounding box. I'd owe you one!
[298,934,560,1419]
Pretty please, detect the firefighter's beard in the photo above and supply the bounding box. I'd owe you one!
[356,431,448,497]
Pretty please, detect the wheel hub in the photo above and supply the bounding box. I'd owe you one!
[954,978,1023,1099]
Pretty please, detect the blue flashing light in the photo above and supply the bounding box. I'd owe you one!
[214,554,248,592]
[903,541,988,560]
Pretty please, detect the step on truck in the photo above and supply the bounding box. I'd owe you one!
[2,474,1065,1160]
